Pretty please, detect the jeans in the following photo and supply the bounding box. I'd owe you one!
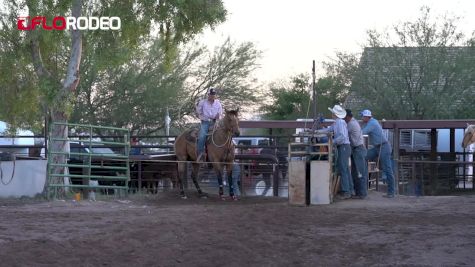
[366,143,395,195]
[337,144,352,195]
[351,145,368,197]
[197,120,212,155]
[232,163,241,196]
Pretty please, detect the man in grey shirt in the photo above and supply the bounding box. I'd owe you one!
[345,109,368,199]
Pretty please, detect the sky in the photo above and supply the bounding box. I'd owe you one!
[198,0,475,83]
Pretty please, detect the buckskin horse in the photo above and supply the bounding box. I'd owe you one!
[174,109,241,199]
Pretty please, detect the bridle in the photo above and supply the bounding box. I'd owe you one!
[211,116,236,149]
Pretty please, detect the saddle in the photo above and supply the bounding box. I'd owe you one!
[184,128,214,162]
[184,126,215,144]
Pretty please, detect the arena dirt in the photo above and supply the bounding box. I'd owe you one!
[0,191,474,266]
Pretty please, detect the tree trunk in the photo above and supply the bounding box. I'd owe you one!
[34,0,83,197]
[46,111,69,197]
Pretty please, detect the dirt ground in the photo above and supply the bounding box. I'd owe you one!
[1,191,474,267]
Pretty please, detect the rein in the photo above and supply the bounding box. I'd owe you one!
[211,120,233,148]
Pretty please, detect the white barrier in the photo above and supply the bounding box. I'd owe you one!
[0,160,47,197]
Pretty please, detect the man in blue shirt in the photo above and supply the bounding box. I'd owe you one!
[361,109,395,198]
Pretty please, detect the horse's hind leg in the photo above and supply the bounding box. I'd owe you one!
[191,162,207,198]
[176,161,187,198]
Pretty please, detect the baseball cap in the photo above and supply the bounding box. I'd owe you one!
[208,88,217,95]
[360,109,372,117]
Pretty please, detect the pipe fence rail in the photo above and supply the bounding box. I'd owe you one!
[47,122,130,199]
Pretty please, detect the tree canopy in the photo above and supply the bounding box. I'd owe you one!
[346,7,475,119]
[70,37,261,135]
[0,0,228,131]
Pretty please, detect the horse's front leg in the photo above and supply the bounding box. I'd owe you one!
[211,162,225,198]
[191,162,207,198]
[225,162,237,200]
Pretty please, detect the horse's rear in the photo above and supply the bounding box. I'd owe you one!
[175,129,199,161]
[174,129,205,198]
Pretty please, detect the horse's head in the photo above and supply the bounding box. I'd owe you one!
[223,108,240,137]
[462,124,475,148]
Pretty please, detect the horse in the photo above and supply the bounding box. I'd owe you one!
[174,109,241,199]
[462,124,475,149]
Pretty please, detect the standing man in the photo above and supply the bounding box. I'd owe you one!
[196,88,223,162]
[344,109,368,199]
[360,109,395,198]
[326,105,352,199]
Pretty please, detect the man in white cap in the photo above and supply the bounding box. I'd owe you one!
[361,109,395,198]
[344,109,368,199]
[196,88,223,161]
[324,104,353,199]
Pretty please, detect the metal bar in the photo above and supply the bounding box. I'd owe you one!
[289,151,329,156]
[49,184,127,189]
[49,151,128,159]
[288,142,330,146]
[397,160,474,164]
[394,126,400,195]
[49,163,128,170]
[49,174,129,180]
[48,122,131,194]
[52,122,129,131]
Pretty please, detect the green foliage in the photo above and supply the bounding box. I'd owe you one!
[70,37,261,135]
[350,6,475,119]
[0,1,43,130]
[0,0,228,132]
[260,74,312,120]
[178,38,261,120]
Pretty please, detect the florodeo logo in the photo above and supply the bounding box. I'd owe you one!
[17,16,121,30]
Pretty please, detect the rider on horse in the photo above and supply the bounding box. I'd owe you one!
[196,88,223,162]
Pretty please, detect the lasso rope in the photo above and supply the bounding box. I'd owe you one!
[0,153,16,185]
[211,120,232,148]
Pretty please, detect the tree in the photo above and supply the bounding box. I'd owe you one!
[176,38,261,127]
[348,6,475,119]
[0,0,227,195]
[260,74,312,120]
[318,51,360,113]
[70,37,261,136]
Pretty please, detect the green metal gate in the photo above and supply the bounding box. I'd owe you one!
[47,122,130,198]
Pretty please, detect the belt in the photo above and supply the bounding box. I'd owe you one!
[337,143,350,148]
[202,119,216,122]
[352,144,365,149]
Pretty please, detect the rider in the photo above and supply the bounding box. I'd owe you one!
[196,88,223,162]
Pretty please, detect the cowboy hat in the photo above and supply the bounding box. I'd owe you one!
[328,105,346,119]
